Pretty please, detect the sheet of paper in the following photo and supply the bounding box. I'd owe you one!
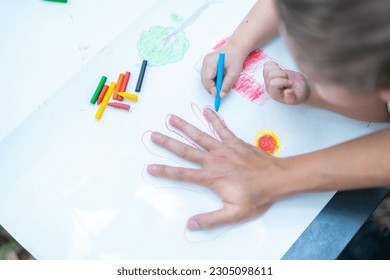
[0,0,158,141]
[0,0,388,259]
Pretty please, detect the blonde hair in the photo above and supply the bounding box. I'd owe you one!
[277,0,390,91]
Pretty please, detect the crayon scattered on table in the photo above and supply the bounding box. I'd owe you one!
[108,102,130,111]
[90,76,107,104]
[120,71,131,92]
[135,60,147,92]
[113,73,125,100]
[97,84,109,105]
[118,92,138,102]
[44,0,68,3]
[95,82,116,120]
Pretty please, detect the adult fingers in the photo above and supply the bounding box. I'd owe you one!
[151,132,206,164]
[147,164,203,185]
[203,108,235,141]
[168,115,220,151]
[187,206,244,231]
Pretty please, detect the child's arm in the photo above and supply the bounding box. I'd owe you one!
[227,0,279,58]
[201,0,279,97]
[147,109,390,230]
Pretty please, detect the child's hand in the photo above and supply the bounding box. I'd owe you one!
[263,61,310,104]
[201,46,247,98]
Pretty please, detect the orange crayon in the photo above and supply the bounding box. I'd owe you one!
[113,73,125,100]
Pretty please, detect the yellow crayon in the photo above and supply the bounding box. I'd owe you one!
[118,92,138,102]
[95,82,116,120]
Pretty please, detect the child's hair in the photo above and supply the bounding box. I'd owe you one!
[276,0,390,91]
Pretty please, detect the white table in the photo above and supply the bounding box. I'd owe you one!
[1,0,388,260]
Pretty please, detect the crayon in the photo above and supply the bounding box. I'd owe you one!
[215,53,225,112]
[44,0,68,3]
[113,73,125,100]
[95,82,116,120]
[97,84,109,105]
[135,60,147,92]
[120,71,131,92]
[108,102,130,111]
[90,76,107,104]
[117,92,138,102]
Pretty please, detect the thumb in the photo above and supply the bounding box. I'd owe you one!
[263,60,282,72]
[187,207,239,231]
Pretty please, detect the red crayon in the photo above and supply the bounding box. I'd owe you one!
[108,102,130,111]
[120,71,131,92]
[97,84,109,105]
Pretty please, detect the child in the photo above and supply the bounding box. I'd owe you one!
[147,0,390,231]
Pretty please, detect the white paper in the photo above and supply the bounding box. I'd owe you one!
[0,0,388,259]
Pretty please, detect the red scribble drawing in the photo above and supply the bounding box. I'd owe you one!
[242,49,267,72]
[233,73,266,102]
[211,36,271,105]
[211,36,230,50]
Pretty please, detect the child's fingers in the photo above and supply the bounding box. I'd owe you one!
[220,69,240,98]
[263,60,281,71]
[263,61,287,81]
[283,88,298,104]
[267,77,291,94]
[201,66,217,95]
[201,56,218,95]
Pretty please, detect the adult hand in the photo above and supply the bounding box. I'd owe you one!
[147,108,285,231]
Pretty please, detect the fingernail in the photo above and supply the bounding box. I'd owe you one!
[169,115,179,125]
[151,132,162,140]
[205,107,215,115]
[204,107,216,121]
[187,219,201,231]
[203,108,210,119]
[220,91,226,98]
[147,164,157,173]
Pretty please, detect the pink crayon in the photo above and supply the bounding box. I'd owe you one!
[107,102,130,111]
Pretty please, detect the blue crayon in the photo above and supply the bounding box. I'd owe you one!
[215,53,225,112]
